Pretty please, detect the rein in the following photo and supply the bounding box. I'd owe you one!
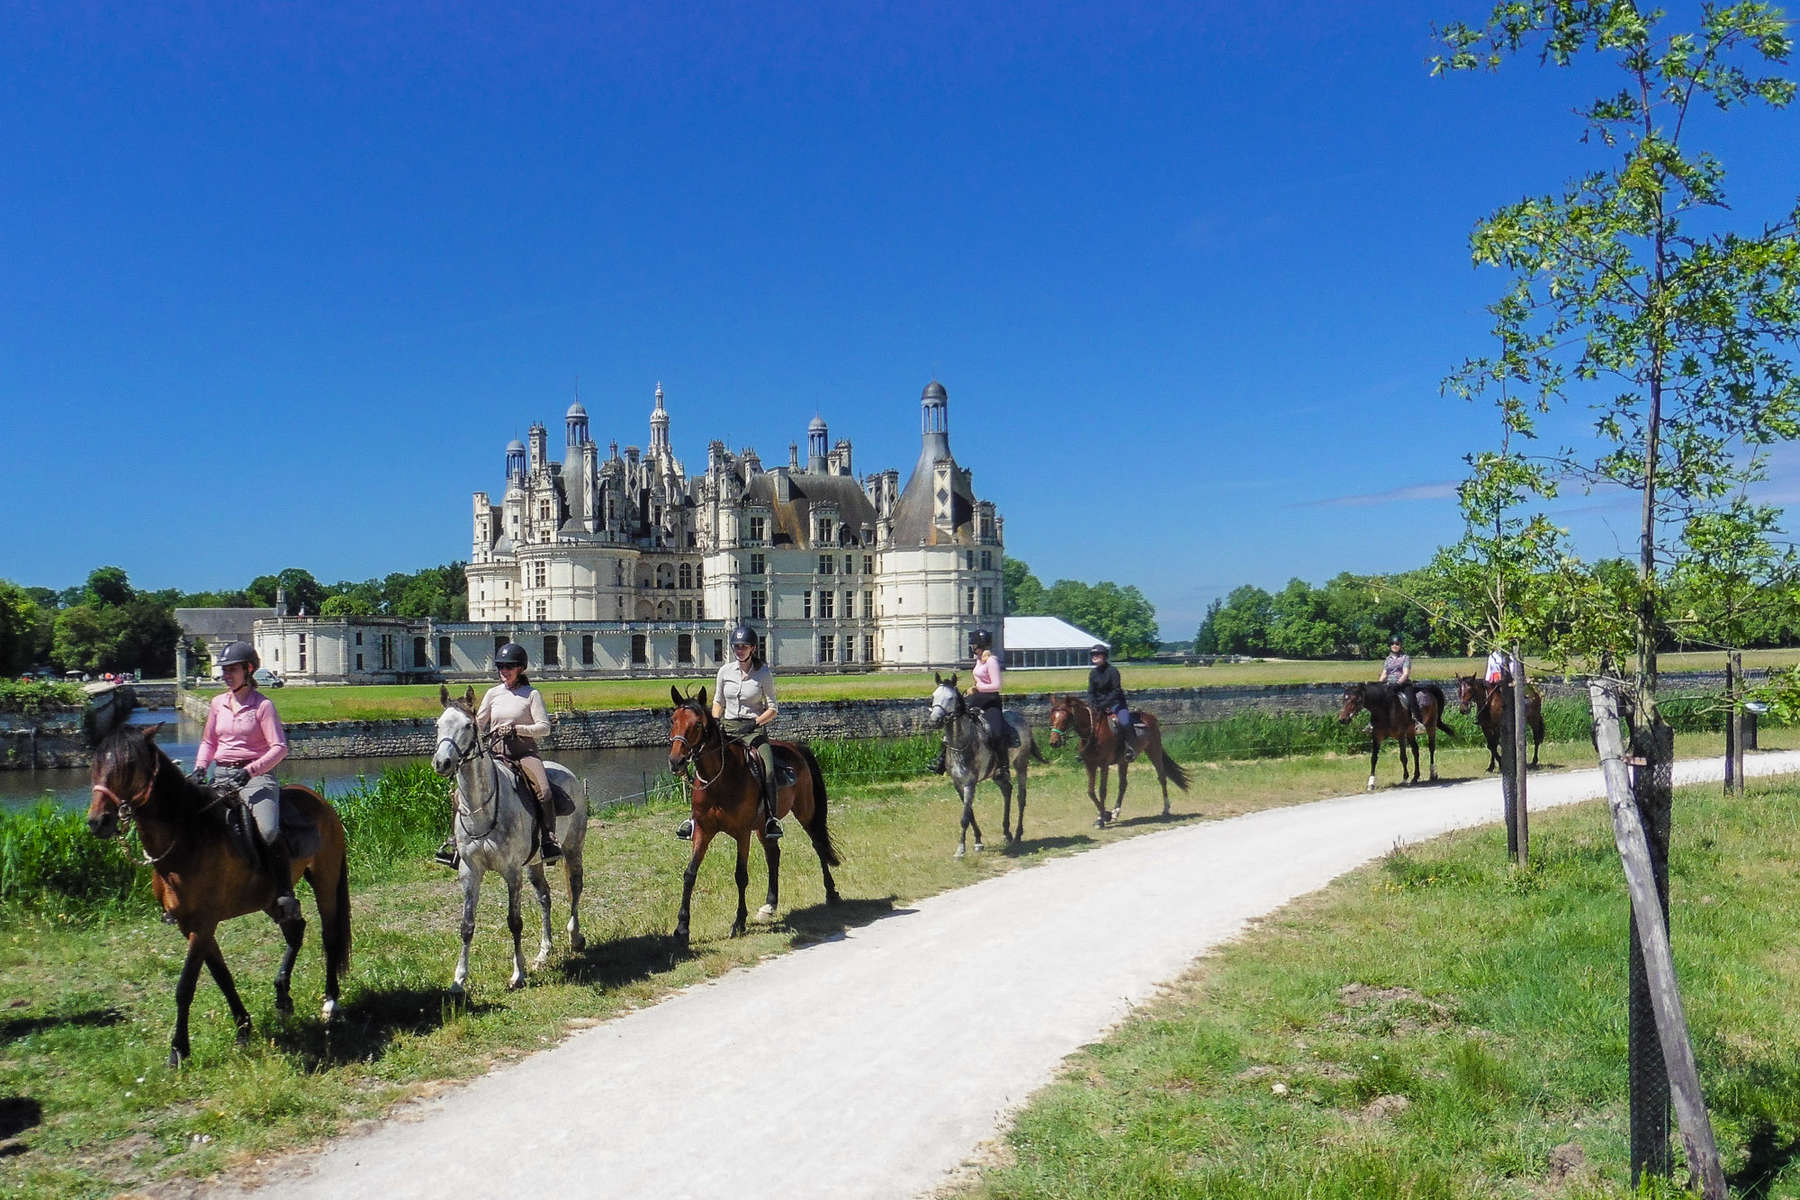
[92,761,227,867]
[671,706,728,790]
[443,719,507,844]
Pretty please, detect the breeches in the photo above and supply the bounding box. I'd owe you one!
[503,735,550,803]
[242,775,281,842]
[722,718,774,784]
[968,691,1003,741]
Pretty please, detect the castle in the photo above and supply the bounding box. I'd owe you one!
[251,381,1006,682]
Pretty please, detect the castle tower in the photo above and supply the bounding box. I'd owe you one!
[505,438,527,484]
[921,380,950,462]
[528,423,547,474]
[807,415,828,474]
[566,400,589,448]
[649,383,670,460]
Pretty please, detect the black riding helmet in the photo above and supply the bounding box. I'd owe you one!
[970,629,993,653]
[730,623,757,648]
[493,642,528,669]
[1090,643,1109,658]
[217,641,260,671]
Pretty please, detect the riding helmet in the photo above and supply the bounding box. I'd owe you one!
[970,629,993,652]
[493,642,529,669]
[217,640,260,670]
[730,623,758,648]
[1090,643,1109,657]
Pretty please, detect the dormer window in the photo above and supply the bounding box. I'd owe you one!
[817,517,833,544]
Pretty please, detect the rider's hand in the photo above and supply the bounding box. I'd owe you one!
[493,721,514,737]
[185,766,209,788]
[216,766,250,790]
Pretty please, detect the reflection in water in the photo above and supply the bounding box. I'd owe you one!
[2,708,679,815]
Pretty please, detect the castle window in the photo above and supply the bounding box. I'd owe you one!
[615,561,625,586]
[863,554,873,574]
[679,563,693,589]
[695,565,703,586]
[817,517,833,543]
[842,638,853,663]
[749,553,765,575]
[696,597,704,619]
[844,590,854,619]
[965,551,975,570]
[966,588,977,615]
[678,634,693,664]
[631,635,647,665]
[821,591,834,619]
[864,634,875,663]
[298,634,307,670]
[680,600,692,619]
[542,636,559,666]
[818,554,833,574]
[804,591,814,619]
[355,631,363,645]
[819,635,836,663]
[582,635,594,666]
[533,562,546,588]
[862,590,874,620]
[750,590,767,620]
[534,600,547,620]
[844,554,854,574]
[748,516,765,542]
[356,654,364,671]
[713,639,724,663]
[981,587,994,615]
[438,637,451,667]
[981,551,993,571]
[538,500,551,521]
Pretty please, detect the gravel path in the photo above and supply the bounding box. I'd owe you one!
[212,752,1800,1200]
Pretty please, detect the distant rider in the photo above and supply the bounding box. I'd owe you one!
[1379,636,1425,733]
[478,642,561,864]
[1086,643,1138,762]
[678,623,782,841]
[930,629,1008,773]
[1485,646,1511,685]
[191,641,298,920]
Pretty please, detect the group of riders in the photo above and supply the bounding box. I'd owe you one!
[1379,635,1518,732]
[189,626,1152,894]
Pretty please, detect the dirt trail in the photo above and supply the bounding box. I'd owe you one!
[209,752,1800,1200]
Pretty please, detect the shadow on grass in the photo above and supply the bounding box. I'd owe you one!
[0,1007,124,1044]
[271,985,498,1069]
[1002,834,1096,856]
[1729,1120,1800,1199]
[0,1096,42,1141]
[556,933,683,988]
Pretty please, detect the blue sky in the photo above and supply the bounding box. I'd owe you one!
[4,1,1797,638]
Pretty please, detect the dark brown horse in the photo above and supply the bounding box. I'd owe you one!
[667,687,841,945]
[1336,681,1455,790]
[1455,674,1544,771]
[1046,695,1190,826]
[86,725,351,1067]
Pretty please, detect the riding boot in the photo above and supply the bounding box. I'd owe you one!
[1120,726,1140,764]
[762,780,783,840]
[928,739,947,774]
[264,839,301,922]
[536,796,563,863]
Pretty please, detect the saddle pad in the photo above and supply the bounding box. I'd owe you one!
[549,783,577,817]
[222,795,322,864]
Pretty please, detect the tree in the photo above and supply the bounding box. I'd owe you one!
[1193,598,1223,654]
[319,593,376,618]
[1267,578,1343,658]
[1207,585,1273,656]
[1435,1,1800,703]
[1001,558,1046,615]
[0,580,50,674]
[84,566,134,608]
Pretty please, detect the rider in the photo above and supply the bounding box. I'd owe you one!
[929,629,1007,773]
[1086,642,1138,762]
[477,642,561,864]
[1379,636,1426,733]
[191,641,298,921]
[1485,646,1511,685]
[678,623,782,841]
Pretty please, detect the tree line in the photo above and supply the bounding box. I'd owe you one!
[0,564,469,678]
[1002,559,1160,659]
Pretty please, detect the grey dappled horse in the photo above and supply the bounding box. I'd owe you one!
[432,686,587,995]
[927,673,1046,858]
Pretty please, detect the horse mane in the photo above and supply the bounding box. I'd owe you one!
[96,725,224,828]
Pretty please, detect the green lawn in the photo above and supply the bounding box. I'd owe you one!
[195,647,1800,724]
[3,725,1794,1197]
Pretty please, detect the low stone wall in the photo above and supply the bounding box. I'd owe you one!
[0,706,90,770]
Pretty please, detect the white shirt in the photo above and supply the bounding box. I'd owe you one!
[715,661,776,720]
[477,683,550,738]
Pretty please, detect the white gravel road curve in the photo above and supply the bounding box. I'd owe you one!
[213,752,1800,1200]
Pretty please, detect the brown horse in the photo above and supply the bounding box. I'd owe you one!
[86,724,351,1067]
[667,687,841,945]
[1336,681,1455,790]
[1046,695,1190,826]
[1455,674,1544,771]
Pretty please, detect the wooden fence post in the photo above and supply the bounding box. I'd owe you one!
[1588,682,1726,1200]
[1510,644,1528,865]
[1730,651,1744,797]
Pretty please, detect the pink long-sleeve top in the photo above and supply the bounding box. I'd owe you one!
[195,689,288,776]
[973,654,1002,693]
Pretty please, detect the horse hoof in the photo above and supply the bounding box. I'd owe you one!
[274,993,293,1018]
[730,922,747,938]
[826,889,842,906]
[532,953,549,971]
[236,1024,252,1047]
[321,998,339,1023]
[973,842,983,854]
[448,982,467,1001]
[507,973,526,991]
[168,1047,186,1069]
[756,903,775,920]
[1366,778,1376,792]
[570,932,587,953]
[953,845,966,859]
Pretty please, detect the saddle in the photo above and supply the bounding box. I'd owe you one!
[745,747,799,793]
[220,788,321,869]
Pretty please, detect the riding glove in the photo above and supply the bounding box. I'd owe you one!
[215,766,251,790]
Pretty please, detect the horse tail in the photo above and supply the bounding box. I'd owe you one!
[327,843,352,979]
[1424,683,1455,736]
[309,801,352,981]
[797,744,842,868]
[1028,728,1048,764]
[1159,751,1191,792]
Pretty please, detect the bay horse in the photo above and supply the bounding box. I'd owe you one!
[1336,681,1456,791]
[1045,695,1190,827]
[431,687,587,996]
[926,673,1046,857]
[1455,674,1545,772]
[667,686,841,945]
[86,724,351,1067]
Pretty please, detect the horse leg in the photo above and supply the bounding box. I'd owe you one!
[731,835,751,937]
[565,847,586,953]
[997,770,1015,844]
[674,828,714,947]
[1086,761,1108,827]
[528,861,554,969]
[1367,735,1380,791]
[504,867,528,989]
[758,832,781,921]
[1152,735,1172,816]
[1111,762,1128,821]
[451,865,481,997]
[1013,757,1027,843]
[956,779,982,858]
[200,936,253,1047]
[270,910,304,1017]
[1427,725,1439,782]
[169,927,214,1067]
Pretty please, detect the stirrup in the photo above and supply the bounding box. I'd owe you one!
[433,843,460,868]
[675,818,695,840]
[763,816,783,840]
[274,894,301,921]
[538,833,563,863]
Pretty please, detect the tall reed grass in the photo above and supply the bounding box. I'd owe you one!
[0,799,147,910]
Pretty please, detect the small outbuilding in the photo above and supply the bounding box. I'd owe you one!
[1001,616,1105,669]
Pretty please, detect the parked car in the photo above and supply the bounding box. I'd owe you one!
[252,668,285,688]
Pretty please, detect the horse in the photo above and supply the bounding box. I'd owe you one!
[1336,681,1456,791]
[1045,695,1190,827]
[1455,674,1545,772]
[431,686,587,996]
[926,673,1047,857]
[667,686,841,945]
[85,724,351,1067]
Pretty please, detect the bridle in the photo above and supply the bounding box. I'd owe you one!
[438,709,507,842]
[91,758,222,866]
[670,703,727,789]
[1048,699,1089,750]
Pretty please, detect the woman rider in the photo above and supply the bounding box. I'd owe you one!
[191,641,298,920]
[1379,636,1425,733]
[678,623,782,841]
[477,642,561,863]
[931,629,1005,772]
[1086,642,1138,761]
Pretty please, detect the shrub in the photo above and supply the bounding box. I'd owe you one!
[0,800,147,910]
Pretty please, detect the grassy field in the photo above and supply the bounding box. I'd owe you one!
[2,723,1795,1197]
[953,776,1800,1199]
[197,647,1800,723]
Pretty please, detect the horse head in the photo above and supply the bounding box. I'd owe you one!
[927,675,961,727]
[668,685,712,773]
[1455,675,1476,714]
[431,685,481,777]
[1336,684,1369,725]
[88,723,167,839]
